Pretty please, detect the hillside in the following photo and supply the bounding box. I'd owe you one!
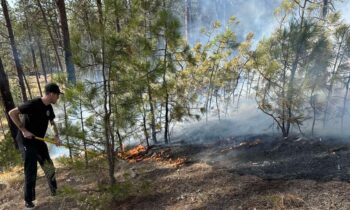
[1,135,350,209]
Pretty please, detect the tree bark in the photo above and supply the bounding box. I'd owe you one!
[141,92,150,147]
[0,57,18,148]
[55,0,76,84]
[323,29,347,128]
[36,0,64,73]
[185,0,190,42]
[36,35,48,83]
[23,8,43,97]
[97,0,116,186]
[1,0,28,102]
[79,99,88,167]
[341,74,350,132]
[163,41,169,144]
[116,129,124,152]
[63,99,73,160]
[285,0,307,137]
[147,77,158,144]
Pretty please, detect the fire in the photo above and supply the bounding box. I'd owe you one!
[118,144,147,161]
[118,145,187,167]
[126,145,147,157]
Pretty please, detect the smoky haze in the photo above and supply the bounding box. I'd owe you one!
[170,98,274,144]
[184,0,281,46]
[169,0,350,143]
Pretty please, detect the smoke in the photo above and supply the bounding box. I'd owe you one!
[301,88,350,138]
[170,98,275,143]
[170,85,350,144]
[168,1,283,143]
[169,0,350,143]
[186,0,281,47]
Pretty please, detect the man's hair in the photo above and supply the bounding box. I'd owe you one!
[45,83,63,95]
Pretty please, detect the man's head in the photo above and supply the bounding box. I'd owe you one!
[44,83,63,104]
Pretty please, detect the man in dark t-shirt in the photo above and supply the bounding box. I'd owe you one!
[9,83,62,209]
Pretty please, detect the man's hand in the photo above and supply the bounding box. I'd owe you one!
[22,130,34,139]
[54,135,61,146]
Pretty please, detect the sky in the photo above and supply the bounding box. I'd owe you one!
[338,0,350,23]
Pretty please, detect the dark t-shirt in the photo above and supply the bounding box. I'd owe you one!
[16,97,55,145]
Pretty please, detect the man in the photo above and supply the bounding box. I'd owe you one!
[9,83,62,209]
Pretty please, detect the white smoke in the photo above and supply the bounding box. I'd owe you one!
[170,98,274,143]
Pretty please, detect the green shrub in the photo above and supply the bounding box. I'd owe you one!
[56,156,85,170]
[0,133,21,171]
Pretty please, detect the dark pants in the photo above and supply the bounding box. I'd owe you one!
[22,142,57,202]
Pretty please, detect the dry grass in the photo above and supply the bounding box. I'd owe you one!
[2,138,350,209]
[0,166,23,189]
[254,193,305,209]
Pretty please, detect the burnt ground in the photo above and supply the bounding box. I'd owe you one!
[1,135,350,209]
[182,134,350,182]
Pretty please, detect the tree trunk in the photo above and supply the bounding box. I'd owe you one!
[285,0,307,137]
[1,0,28,102]
[341,74,350,132]
[79,99,88,167]
[55,0,76,84]
[143,11,157,144]
[112,1,121,33]
[0,57,18,148]
[36,35,48,83]
[147,77,158,144]
[23,74,32,99]
[24,9,43,96]
[215,89,220,120]
[185,0,190,42]
[107,63,116,185]
[310,86,317,136]
[286,58,298,137]
[162,40,169,144]
[141,92,150,147]
[322,0,329,18]
[323,30,347,128]
[97,0,116,186]
[205,65,217,122]
[29,37,43,97]
[36,0,64,73]
[63,99,73,160]
[236,78,246,110]
[116,129,124,152]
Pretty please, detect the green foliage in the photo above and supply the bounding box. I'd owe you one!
[2,0,350,151]
[59,184,80,196]
[56,156,86,171]
[0,133,21,171]
[75,179,152,209]
[252,0,349,136]
[274,0,297,17]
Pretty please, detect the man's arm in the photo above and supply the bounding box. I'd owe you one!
[50,120,61,146]
[8,107,34,139]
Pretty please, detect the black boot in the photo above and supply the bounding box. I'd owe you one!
[25,201,35,209]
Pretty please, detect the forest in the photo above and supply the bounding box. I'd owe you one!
[2,0,350,209]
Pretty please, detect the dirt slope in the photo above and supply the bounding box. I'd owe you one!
[1,135,350,209]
